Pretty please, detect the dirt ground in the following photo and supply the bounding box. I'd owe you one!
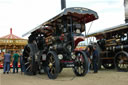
[0,68,128,85]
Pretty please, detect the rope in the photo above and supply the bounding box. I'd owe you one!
[86,21,93,35]
[86,21,93,43]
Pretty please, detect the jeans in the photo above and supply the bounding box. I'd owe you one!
[13,61,18,73]
[20,62,25,72]
[87,61,90,73]
[93,60,98,72]
[3,62,10,72]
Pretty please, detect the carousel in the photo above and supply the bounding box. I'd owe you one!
[0,28,27,51]
[0,28,27,68]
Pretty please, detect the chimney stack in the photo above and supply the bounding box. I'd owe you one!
[10,28,12,34]
[124,0,128,23]
[61,0,66,10]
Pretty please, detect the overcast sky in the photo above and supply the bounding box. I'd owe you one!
[0,0,125,39]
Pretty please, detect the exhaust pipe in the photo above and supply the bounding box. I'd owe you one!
[124,0,128,23]
[61,0,66,10]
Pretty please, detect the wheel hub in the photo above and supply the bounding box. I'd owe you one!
[119,60,124,64]
[28,56,32,62]
[49,63,53,68]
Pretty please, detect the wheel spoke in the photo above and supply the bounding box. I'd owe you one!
[25,62,30,65]
[26,65,31,71]
[79,66,83,74]
[51,67,55,75]
[50,56,53,62]
[78,67,81,74]
[25,50,29,55]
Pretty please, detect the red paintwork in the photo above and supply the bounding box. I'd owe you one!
[74,36,85,47]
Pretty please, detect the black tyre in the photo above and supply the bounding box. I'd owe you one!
[46,51,60,79]
[23,44,38,75]
[114,51,128,72]
[73,51,88,76]
[59,67,63,73]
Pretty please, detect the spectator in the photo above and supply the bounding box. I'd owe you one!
[92,45,99,73]
[3,51,11,74]
[85,46,91,73]
[13,51,19,73]
[19,52,25,73]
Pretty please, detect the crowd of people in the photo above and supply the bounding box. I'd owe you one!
[3,51,24,74]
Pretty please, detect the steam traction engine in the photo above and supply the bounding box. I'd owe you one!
[22,7,98,79]
[87,24,128,71]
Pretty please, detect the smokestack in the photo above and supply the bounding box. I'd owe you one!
[61,0,66,10]
[10,28,12,34]
[124,0,128,23]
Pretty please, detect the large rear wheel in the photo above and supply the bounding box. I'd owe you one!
[46,51,60,79]
[23,44,38,75]
[114,51,128,72]
[73,51,88,76]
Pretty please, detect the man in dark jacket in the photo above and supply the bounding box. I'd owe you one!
[92,45,99,73]
[3,51,11,74]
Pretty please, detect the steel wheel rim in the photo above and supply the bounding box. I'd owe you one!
[74,53,85,75]
[115,53,128,71]
[23,46,33,72]
[47,54,56,75]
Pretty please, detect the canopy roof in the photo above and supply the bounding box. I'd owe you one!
[23,7,98,37]
[86,23,128,38]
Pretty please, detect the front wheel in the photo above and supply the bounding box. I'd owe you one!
[46,51,60,79]
[114,51,128,72]
[73,51,88,76]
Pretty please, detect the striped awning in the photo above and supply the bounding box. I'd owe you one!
[0,28,22,39]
